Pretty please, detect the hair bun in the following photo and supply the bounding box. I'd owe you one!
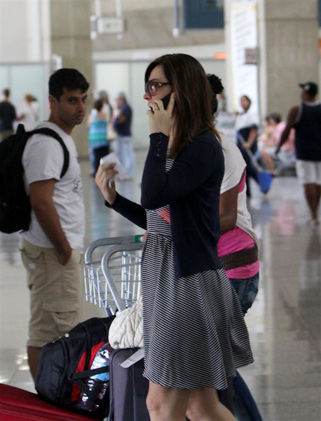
[207,74,224,95]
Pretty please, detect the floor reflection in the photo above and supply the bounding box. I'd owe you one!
[0,155,320,420]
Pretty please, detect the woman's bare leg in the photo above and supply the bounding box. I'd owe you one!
[146,381,190,421]
[260,150,276,175]
[186,387,236,421]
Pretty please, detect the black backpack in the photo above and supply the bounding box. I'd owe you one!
[0,124,69,234]
[35,316,115,419]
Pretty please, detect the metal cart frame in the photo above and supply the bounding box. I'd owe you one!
[84,235,144,315]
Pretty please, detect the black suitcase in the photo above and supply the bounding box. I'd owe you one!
[108,348,150,421]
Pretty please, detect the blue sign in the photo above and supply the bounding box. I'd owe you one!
[182,0,224,30]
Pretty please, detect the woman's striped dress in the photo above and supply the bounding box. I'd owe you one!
[141,155,253,390]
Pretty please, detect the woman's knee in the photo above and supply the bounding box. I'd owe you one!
[186,387,220,420]
[146,382,189,418]
[146,391,163,414]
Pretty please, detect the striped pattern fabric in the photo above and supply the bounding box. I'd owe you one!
[141,154,253,390]
[88,115,108,149]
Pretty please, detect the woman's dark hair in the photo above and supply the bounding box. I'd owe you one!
[268,112,282,124]
[49,68,90,101]
[145,54,220,157]
[94,99,104,112]
[207,74,224,115]
[241,95,252,106]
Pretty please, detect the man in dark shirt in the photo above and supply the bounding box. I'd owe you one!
[0,88,16,141]
[276,82,321,225]
[112,92,135,178]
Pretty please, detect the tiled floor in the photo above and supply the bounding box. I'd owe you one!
[0,151,320,421]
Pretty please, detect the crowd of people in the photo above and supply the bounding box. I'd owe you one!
[87,90,135,179]
[231,83,320,225]
[1,54,320,421]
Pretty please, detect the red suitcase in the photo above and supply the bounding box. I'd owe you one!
[0,384,104,421]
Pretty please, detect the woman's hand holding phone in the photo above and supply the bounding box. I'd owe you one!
[95,163,118,205]
[147,92,175,136]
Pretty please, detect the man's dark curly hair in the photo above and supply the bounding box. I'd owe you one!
[49,68,89,101]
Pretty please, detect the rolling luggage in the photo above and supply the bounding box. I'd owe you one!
[108,348,149,421]
[84,236,146,421]
[0,384,102,421]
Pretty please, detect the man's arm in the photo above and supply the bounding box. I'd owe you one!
[116,113,127,124]
[29,179,72,265]
[275,106,299,155]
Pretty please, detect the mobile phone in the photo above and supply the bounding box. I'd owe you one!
[161,92,172,110]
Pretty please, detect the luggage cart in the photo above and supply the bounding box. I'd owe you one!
[84,235,144,316]
[84,235,150,421]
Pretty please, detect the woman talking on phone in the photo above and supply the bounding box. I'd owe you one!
[95,54,253,421]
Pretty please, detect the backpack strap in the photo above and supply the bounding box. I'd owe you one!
[27,127,70,178]
[69,367,110,404]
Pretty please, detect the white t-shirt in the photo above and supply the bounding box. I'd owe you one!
[21,122,85,253]
[235,110,259,132]
[15,101,38,131]
[220,135,258,245]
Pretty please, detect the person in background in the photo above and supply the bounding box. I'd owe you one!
[276,82,321,226]
[209,74,263,421]
[0,88,16,141]
[30,95,40,124]
[98,90,117,143]
[98,90,113,123]
[258,113,281,176]
[96,53,253,421]
[15,93,39,131]
[235,95,260,197]
[20,68,89,380]
[112,92,135,179]
[273,118,296,173]
[87,99,109,176]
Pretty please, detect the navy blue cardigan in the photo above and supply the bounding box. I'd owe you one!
[106,131,224,277]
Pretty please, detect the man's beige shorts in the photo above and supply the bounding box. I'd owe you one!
[296,160,321,185]
[20,240,83,347]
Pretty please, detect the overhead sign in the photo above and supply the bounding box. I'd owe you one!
[182,0,224,29]
[97,17,125,34]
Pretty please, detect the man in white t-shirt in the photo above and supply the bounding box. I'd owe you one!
[20,68,89,380]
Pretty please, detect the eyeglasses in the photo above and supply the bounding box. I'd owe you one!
[145,81,170,96]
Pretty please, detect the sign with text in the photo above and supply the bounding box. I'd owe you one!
[97,17,125,34]
[230,1,259,115]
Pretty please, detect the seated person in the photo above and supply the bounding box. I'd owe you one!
[273,120,296,171]
[258,113,281,175]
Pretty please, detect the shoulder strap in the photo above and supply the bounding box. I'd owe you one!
[27,127,70,178]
